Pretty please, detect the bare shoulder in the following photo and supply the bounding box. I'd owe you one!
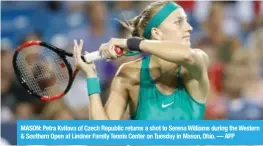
[115,57,143,84]
[192,49,210,68]
[181,51,210,102]
[185,49,210,98]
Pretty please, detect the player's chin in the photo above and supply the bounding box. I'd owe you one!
[181,39,191,47]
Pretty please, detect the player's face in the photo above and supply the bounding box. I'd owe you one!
[157,8,193,46]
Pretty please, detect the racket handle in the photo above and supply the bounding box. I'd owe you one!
[83,46,124,62]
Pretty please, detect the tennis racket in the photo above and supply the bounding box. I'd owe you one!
[12,40,124,101]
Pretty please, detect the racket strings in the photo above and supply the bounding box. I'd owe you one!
[16,46,70,97]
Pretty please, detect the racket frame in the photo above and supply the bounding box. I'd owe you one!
[13,40,125,101]
[13,41,76,101]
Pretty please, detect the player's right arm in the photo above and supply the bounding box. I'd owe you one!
[89,67,129,120]
[73,39,129,120]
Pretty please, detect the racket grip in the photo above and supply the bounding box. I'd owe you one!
[82,46,123,62]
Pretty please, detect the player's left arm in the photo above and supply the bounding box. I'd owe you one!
[139,40,209,78]
[101,38,210,100]
[139,40,210,99]
[103,38,209,81]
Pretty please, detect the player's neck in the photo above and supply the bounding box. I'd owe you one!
[151,56,179,87]
[152,55,178,74]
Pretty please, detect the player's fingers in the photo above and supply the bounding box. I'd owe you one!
[102,43,113,59]
[107,44,118,59]
[74,40,80,59]
[74,39,78,50]
[75,40,82,61]
[109,45,118,59]
[98,44,103,56]
[103,44,111,59]
[79,39,84,52]
[99,43,106,57]
[73,40,77,60]
[101,44,109,59]
[73,44,80,67]
[73,46,76,60]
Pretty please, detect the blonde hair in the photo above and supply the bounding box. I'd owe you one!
[118,1,172,37]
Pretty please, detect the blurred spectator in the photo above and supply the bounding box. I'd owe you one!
[243,62,263,107]
[1,106,14,123]
[202,45,226,120]
[194,1,256,38]
[243,27,263,108]
[65,1,86,13]
[193,1,211,24]
[46,1,62,12]
[249,1,263,32]
[52,107,75,120]
[14,102,35,120]
[243,36,263,107]
[68,1,118,85]
[20,32,42,43]
[196,2,241,64]
[176,1,195,13]
[1,48,16,123]
[41,99,75,120]
[200,44,224,94]
[112,1,138,21]
[204,84,227,120]
[222,50,263,119]
[222,50,250,99]
[1,49,14,97]
[245,27,263,76]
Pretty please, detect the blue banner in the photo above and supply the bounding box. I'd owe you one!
[17,120,263,145]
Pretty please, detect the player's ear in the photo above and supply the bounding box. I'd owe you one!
[151,28,163,40]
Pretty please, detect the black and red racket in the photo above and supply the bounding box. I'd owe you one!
[12,41,124,101]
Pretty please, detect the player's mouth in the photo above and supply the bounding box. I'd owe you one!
[182,35,190,39]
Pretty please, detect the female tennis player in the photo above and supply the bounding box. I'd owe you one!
[73,1,209,120]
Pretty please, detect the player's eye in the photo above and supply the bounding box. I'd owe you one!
[174,19,183,25]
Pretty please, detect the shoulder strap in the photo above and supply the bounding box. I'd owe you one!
[140,56,152,85]
[178,65,182,76]
[177,66,184,87]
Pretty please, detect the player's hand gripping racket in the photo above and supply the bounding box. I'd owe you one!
[13,41,124,101]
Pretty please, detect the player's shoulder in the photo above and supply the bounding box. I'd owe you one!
[115,57,143,81]
[192,49,207,56]
[192,49,210,68]
[119,57,143,71]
